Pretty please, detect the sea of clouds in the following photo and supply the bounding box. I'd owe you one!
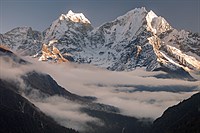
[1,55,199,131]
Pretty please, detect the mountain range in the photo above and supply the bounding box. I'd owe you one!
[0,7,200,133]
[0,7,199,78]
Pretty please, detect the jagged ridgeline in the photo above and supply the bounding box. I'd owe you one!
[0,7,199,75]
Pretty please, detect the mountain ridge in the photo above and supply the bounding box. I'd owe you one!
[0,7,199,77]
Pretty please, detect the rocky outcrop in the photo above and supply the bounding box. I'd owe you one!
[38,40,68,63]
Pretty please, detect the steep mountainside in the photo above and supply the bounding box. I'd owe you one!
[0,27,42,55]
[0,7,199,75]
[0,46,28,64]
[0,79,78,133]
[151,92,200,133]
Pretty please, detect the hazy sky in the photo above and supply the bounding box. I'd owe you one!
[0,0,199,33]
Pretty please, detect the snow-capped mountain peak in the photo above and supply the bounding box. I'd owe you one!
[146,10,171,34]
[44,10,92,42]
[146,10,158,34]
[59,10,91,24]
[1,7,200,78]
[116,7,147,20]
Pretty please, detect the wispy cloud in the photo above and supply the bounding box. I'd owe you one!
[31,96,102,132]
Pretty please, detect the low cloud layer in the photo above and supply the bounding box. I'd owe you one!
[25,57,200,119]
[1,55,200,131]
[31,96,102,132]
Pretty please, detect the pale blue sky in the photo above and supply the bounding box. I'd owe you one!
[0,0,199,33]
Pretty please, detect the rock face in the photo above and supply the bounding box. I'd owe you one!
[0,27,42,55]
[38,40,67,63]
[151,92,200,133]
[0,7,200,74]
